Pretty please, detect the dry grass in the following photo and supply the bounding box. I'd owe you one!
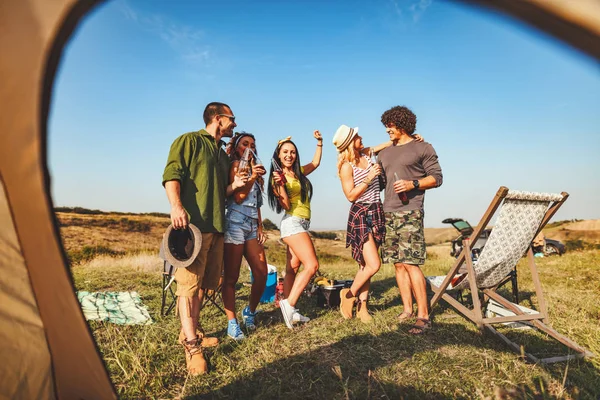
[62,211,600,399]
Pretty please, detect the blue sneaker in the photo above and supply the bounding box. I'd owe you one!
[242,305,257,331]
[227,319,245,341]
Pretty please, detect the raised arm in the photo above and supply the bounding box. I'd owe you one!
[362,134,424,156]
[302,130,323,176]
[339,162,382,203]
[362,140,392,156]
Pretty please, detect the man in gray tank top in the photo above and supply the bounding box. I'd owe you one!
[378,105,443,334]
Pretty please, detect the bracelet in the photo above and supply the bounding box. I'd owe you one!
[317,144,323,147]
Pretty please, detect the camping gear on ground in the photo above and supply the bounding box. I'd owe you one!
[275,278,285,307]
[315,279,353,308]
[77,291,153,325]
[250,264,278,303]
[162,223,202,268]
[427,187,594,363]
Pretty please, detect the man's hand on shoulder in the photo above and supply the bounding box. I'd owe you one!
[170,203,189,229]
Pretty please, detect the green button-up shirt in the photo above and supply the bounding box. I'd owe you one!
[162,129,230,233]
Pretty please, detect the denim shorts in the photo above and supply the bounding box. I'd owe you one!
[224,209,258,245]
[280,214,311,239]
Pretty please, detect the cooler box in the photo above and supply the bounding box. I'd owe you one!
[249,264,278,304]
[260,271,277,303]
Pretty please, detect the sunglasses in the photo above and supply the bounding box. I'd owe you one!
[218,114,236,123]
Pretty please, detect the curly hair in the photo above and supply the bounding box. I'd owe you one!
[380,106,417,135]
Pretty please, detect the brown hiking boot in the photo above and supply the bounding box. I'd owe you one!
[181,336,208,376]
[179,329,219,348]
[339,288,355,319]
[357,300,373,323]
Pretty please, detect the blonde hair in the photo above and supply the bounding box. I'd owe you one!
[336,141,360,177]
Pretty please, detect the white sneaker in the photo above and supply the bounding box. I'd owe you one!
[279,299,294,329]
[292,310,310,324]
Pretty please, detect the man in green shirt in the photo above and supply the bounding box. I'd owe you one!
[163,102,263,375]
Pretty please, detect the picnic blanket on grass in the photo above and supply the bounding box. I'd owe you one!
[77,291,153,325]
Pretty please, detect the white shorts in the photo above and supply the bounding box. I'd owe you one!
[280,214,310,239]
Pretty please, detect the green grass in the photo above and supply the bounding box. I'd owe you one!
[71,250,600,399]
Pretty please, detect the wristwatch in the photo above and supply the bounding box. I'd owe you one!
[412,179,420,189]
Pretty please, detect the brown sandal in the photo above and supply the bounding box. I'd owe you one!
[408,318,432,335]
[397,311,414,323]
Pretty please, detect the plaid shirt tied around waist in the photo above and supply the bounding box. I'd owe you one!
[346,202,386,265]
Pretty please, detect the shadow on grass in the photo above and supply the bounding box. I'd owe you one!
[193,319,598,399]
[195,324,488,399]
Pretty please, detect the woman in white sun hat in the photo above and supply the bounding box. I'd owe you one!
[333,124,422,322]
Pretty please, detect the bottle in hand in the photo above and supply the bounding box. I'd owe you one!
[394,172,409,205]
[271,158,287,185]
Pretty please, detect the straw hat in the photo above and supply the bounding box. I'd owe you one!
[332,124,359,152]
[160,223,202,268]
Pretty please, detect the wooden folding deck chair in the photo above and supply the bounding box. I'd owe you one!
[428,186,594,364]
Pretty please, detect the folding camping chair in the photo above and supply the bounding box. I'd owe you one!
[428,186,594,364]
[159,247,225,317]
[199,278,225,315]
[161,259,177,316]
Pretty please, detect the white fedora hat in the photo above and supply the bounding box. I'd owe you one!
[332,124,359,152]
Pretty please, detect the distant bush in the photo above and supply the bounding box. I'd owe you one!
[68,245,125,264]
[262,218,278,231]
[546,219,582,229]
[310,231,338,240]
[565,239,586,252]
[59,217,153,232]
[140,212,170,218]
[55,207,169,219]
[117,218,152,233]
[55,206,105,215]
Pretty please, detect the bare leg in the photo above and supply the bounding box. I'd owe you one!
[357,279,370,302]
[244,239,268,312]
[222,243,245,321]
[283,232,319,307]
[349,235,381,297]
[283,245,300,298]
[404,264,429,319]
[180,295,201,341]
[395,263,414,315]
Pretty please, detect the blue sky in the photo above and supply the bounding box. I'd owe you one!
[49,0,600,230]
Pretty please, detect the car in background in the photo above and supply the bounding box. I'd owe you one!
[442,218,565,259]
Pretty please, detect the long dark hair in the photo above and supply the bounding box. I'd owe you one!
[228,131,264,190]
[268,139,313,214]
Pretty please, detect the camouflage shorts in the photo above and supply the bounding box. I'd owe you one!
[382,210,426,265]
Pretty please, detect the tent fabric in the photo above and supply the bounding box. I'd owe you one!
[463,0,600,60]
[0,0,116,398]
[0,182,55,399]
[0,0,597,398]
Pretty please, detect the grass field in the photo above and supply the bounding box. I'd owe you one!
[67,216,600,400]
